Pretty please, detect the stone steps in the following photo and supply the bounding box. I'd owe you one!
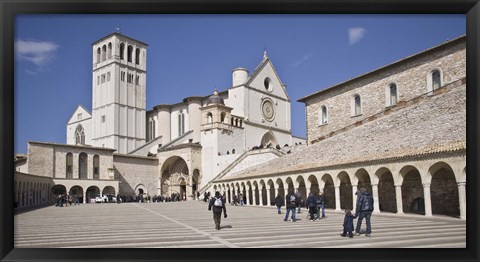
[14,201,465,248]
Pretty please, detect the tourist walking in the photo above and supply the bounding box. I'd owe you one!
[306,192,317,221]
[274,194,284,214]
[284,190,297,222]
[232,194,238,206]
[355,188,374,237]
[341,209,356,238]
[74,194,80,205]
[295,190,302,213]
[317,192,328,219]
[208,191,228,230]
[239,193,244,206]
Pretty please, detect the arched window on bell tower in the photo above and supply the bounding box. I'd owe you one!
[178,111,185,136]
[127,45,133,63]
[120,43,125,60]
[102,45,106,62]
[107,42,112,59]
[135,48,140,65]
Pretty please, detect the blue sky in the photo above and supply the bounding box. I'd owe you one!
[14,14,465,154]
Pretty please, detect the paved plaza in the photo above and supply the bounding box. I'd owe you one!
[14,201,466,248]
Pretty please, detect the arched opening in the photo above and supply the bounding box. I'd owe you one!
[355,168,372,194]
[400,166,424,215]
[86,186,100,203]
[321,174,335,209]
[101,45,106,62]
[119,43,125,60]
[102,186,115,195]
[79,153,88,180]
[160,156,189,198]
[260,131,278,148]
[107,42,112,59]
[430,163,459,217]
[179,178,187,200]
[207,113,213,124]
[69,185,84,203]
[51,185,67,200]
[338,172,353,210]
[135,48,140,65]
[96,47,101,63]
[127,45,133,62]
[389,83,398,106]
[220,112,226,123]
[296,176,307,207]
[307,175,319,195]
[376,168,397,213]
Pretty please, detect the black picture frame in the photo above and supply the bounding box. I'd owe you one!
[1,1,478,261]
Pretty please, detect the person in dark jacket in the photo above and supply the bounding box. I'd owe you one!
[208,191,228,230]
[317,192,328,219]
[294,190,302,213]
[355,188,374,237]
[341,209,356,238]
[274,194,284,214]
[306,192,317,221]
[284,190,297,222]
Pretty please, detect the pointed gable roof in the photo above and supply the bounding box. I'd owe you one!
[67,105,92,125]
[244,52,290,101]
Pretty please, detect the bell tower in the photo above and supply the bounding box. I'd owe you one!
[91,32,148,154]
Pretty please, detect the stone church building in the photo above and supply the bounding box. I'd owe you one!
[14,32,466,220]
[14,32,305,205]
[210,36,466,220]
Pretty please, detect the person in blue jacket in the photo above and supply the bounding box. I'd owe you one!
[355,188,374,237]
[341,209,356,238]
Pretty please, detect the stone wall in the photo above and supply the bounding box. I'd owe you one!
[303,38,466,144]
[113,154,158,196]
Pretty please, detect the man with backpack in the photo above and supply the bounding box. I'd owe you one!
[208,191,228,230]
[284,190,297,222]
[317,192,328,219]
[355,188,374,237]
[306,192,318,221]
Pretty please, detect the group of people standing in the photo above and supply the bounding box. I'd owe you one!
[55,194,80,207]
[205,188,374,238]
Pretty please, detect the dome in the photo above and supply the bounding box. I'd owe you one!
[207,90,224,105]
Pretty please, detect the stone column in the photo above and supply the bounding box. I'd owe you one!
[351,185,358,213]
[372,184,380,214]
[457,181,466,220]
[259,187,265,206]
[252,187,257,205]
[423,183,433,216]
[395,184,404,214]
[83,192,87,204]
[267,187,272,206]
[335,186,341,211]
[245,186,250,205]
[186,176,193,200]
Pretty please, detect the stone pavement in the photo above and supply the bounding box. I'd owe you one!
[14,201,466,248]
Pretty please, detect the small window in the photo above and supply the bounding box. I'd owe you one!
[135,76,139,85]
[96,48,101,63]
[107,72,111,82]
[432,70,441,90]
[101,115,105,123]
[77,113,82,120]
[320,106,328,125]
[389,84,398,106]
[101,74,106,83]
[264,77,272,91]
[97,76,100,85]
[102,45,106,62]
[354,95,361,116]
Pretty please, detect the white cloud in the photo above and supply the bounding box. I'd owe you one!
[348,27,367,45]
[15,39,59,67]
[292,53,312,67]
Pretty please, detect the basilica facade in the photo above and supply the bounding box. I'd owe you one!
[14,32,304,205]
